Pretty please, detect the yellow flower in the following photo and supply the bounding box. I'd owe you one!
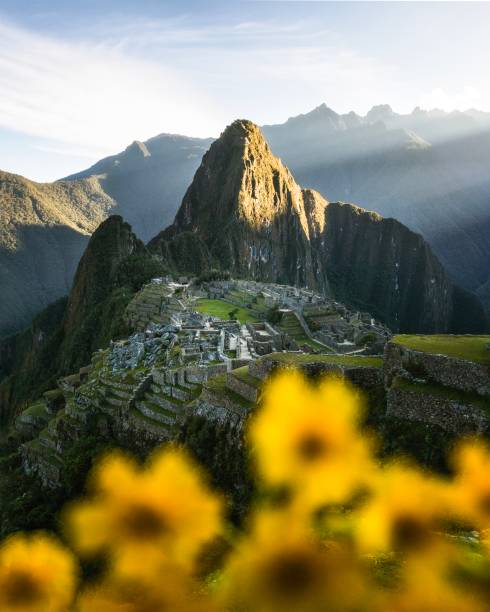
[354,464,450,554]
[221,509,370,612]
[66,447,223,573]
[451,440,490,531]
[249,371,375,506]
[0,533,77,612]
[77,569,219,612]
[385,548,486,612]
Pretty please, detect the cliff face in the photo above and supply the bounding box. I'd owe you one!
[262,105,490,308]
[150,120,487,333]
[159,120,318,288]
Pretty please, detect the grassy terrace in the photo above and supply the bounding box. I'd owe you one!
[393,335,490,365]
[231,366,263,389]
[393,377,490,413]
[194,299,258,323]
[278,312,326,351]
[205,374,254,409]
[265,352,383,368]
[19,401,48,419]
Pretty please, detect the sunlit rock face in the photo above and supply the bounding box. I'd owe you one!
[150,120,487,333]
[262,104,490,310]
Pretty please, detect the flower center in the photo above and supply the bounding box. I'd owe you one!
[297,433,329,462]
[267,551,318,597]
[478,491,490,516]
[392,514,430,551]
[122,503,168,539]
[4,570,43,605]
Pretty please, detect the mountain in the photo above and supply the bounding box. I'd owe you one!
[262,104,490,302]
[0,134,212,337]
[150,120,487,333]
[3,104,490,338]
[0,170,115,337]
[65,133,214,241]
[0,215,164,424]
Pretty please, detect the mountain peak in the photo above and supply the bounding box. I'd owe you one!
[366,104,395,123]
[219,119,269,149]
[163,119,295,238]
[125,140,151,158]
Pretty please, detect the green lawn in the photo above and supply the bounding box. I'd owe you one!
[265,352,383,368]
[393,335,490,365]
[194,299,258,323]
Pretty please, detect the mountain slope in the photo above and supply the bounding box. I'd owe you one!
[0,134,212,337]
[262,104,490,300]
[0,215,165,424]
[65,133,214,241]
[150,120,487,333]
[0,171,115,337]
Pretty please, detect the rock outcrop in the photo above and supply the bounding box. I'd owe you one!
[150,120,487,333]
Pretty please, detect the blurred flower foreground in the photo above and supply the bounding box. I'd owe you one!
[1,371,490,611]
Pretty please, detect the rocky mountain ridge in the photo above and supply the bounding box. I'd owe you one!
[2,104,490,338]
[150,120,487,334]
[262,104,490,301]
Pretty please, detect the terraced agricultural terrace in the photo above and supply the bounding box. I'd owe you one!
[393,335,490,364]
[194,299,258,323]
[12,277,490,490]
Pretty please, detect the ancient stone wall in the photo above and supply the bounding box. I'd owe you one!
[384,342,490,397]
[226,374,259,403]
[386,387,490,435]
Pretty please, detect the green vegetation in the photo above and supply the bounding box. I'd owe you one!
[393,335,490,364]
[178,415,253,523]
[193,269,231,285]
[205,375,253,410]
[265,352,383,368]
[266,305,282,325]
[195,299,258,323]
[276,311,325,350]
[393,377,490,413]
[231,366,262,389]
[18,402,47,420]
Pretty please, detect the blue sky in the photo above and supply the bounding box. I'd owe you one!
[1,0,489,181]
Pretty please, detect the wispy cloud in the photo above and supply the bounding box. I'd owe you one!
[0,18,221,159]
[0,14,398,161]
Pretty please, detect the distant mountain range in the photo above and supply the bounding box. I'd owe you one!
[0,135,211,336]
[150,120,485,333]
[262,104,490,310]
[1,104,489,336]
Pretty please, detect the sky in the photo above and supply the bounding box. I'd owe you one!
[1,0,490,181]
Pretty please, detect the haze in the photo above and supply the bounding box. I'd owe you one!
[1,0,490,181]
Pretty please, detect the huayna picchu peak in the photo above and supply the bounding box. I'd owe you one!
[150,120,487,334]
